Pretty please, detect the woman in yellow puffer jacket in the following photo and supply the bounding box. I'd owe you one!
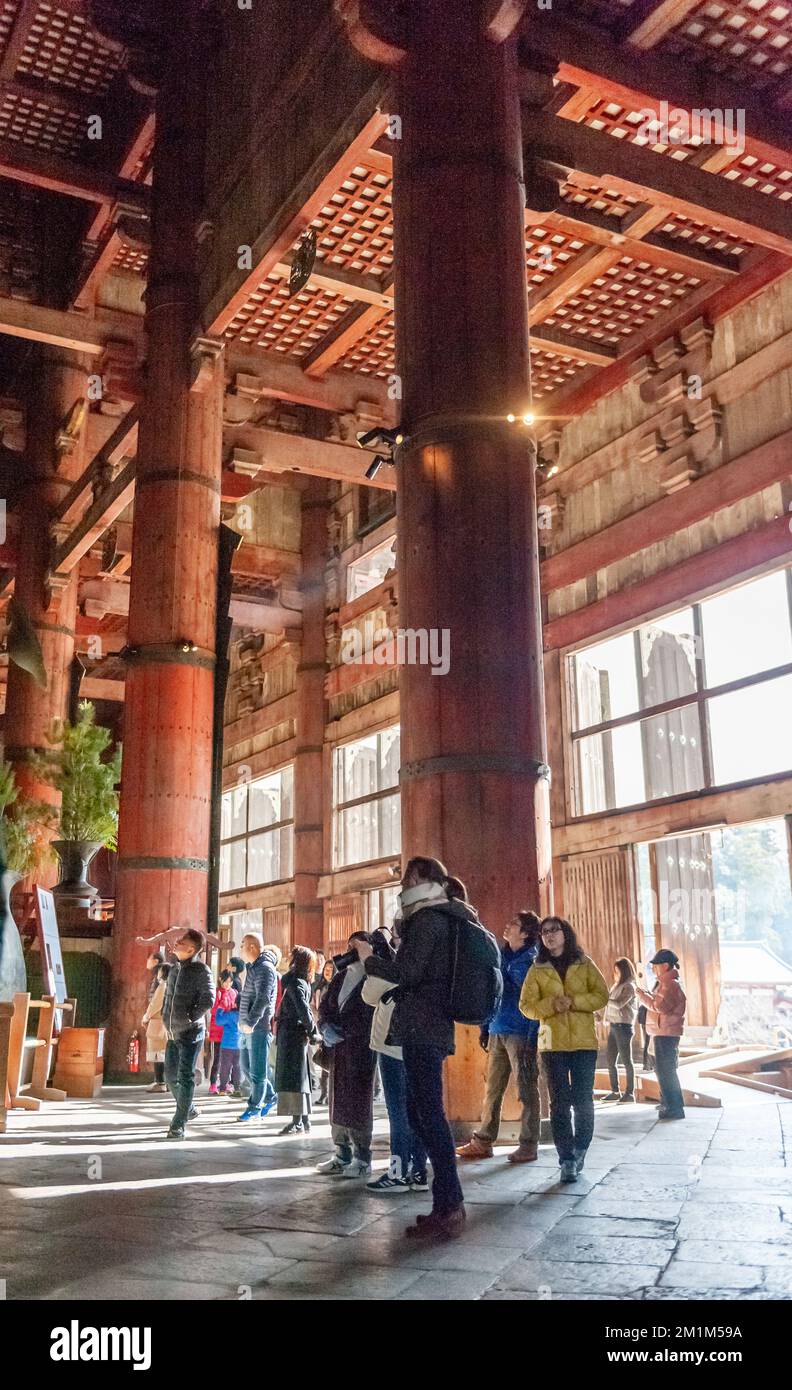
[520,917,608,1184]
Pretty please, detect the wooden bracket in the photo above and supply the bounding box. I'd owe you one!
[189,336,224,393]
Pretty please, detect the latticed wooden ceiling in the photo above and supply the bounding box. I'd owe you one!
[0,0,791,420]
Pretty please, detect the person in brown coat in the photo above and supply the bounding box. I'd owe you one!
[142,963,170,1092]
[637,948,687,1120]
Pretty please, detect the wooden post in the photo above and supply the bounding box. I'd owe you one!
[108,5,223,1074]
[340,0,553,1124]
[4,347,89,880]
[293,481,330,953]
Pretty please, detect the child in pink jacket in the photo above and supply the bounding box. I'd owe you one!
[637,948,686,1121]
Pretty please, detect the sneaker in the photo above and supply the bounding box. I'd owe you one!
[279,1121,303,1135]
[341,1158,372,1179]
[187,1106,199,1120]
[366,1171,411,1194]
[237,1108,262,1122]
[574,1150,587,1175]
[619,1093,636,1104]
[146,1082,167,1093]
[455,1136,494,1161]
[600,1091,621,1103]
[508,1143,538,1164]
[260,1094,278,1116]
[559,1160,578,1183]
[208,1085,219,1095]
[658,1111,685,1121]
[302,1119,311,1133]
[165,1127,185,1141]
[316,1156,349,1176]
[408,1170,430,1192]
[230,1089,244,1099]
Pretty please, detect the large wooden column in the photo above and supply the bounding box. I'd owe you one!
[4,347,88,871]
[292,480,329,953]
[340,0,552,1124]
[108,6,223,1074]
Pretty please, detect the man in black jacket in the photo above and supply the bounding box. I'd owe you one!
[236,933,279,1122]
[161,928,215,1140]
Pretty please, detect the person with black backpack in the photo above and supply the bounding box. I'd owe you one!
[360,856,501,1242]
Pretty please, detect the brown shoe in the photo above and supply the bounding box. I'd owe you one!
[405,1206,466,1240]
[455,1137,494,1161]
[508,1142,538,1164]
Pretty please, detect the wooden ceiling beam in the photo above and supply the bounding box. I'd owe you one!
[224,423,396,490]
[530,327,617,366]
[224,346,393,415]
[273,252,392,309]
[0,293,144,355]
[531,203,738,280]
[0,140,148,209]
[621,0,703,51]
[520,20,792,170]
[524,111,792,257]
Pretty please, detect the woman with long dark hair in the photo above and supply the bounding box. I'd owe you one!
[275,946,319,1134]
[602,957,638,1104]
[360,855,481,1240]
[520,916,608,1183]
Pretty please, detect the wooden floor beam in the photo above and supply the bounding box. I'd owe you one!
[0,295,143,356]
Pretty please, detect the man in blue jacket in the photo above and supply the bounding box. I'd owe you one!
[236,933,279,1122]
[456,911,541,1164]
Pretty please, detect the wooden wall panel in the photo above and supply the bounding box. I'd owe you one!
[263,904,294,961]
[323,893,365,960]
[561,847,642,977]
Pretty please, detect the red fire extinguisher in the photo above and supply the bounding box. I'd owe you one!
[127,1029,140,1073]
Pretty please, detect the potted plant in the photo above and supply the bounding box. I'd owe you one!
[32,701,122,908]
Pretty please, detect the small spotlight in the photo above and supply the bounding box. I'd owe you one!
[177,638,197,654]
[548,464,559,478]
[507,413,516,424]
[523,412,535,426]
[365,455,388,481]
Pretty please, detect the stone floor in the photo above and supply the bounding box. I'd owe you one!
[1,1086,791,1300]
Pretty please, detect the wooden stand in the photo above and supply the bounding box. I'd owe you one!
[0,991,76,1130]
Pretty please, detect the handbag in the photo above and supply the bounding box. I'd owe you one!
[313,1042,332,1072]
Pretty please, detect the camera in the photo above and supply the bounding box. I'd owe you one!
[332,948,358,971]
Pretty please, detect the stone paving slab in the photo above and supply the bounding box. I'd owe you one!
[2,1090,790,1300]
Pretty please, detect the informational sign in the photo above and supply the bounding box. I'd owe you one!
[34,886,68,1006]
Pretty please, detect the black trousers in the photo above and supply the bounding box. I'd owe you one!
[164,1037,202,1129]
[654,1036,685,1116]
[607,1024,635,1095]
[542,1049,597,1164]
[402,1042,463,1217]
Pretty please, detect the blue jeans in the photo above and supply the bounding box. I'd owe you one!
[542,1049,597,1164]
[164,1037,202,1130]
[402,1042,463,1217]
[654,1036,685,1116]
[239,1030,275,1110]
[379,1052,428,1179]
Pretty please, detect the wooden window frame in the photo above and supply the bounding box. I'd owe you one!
[564,566,792,820]
[220,764,295,893]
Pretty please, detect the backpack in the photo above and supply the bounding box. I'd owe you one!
[448,915,503,1026]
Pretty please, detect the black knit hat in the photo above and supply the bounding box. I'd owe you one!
[651,948,679,967]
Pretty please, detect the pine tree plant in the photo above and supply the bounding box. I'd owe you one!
[0,759,48,877]
[33,701,122,848]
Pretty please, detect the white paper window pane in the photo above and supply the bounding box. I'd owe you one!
[221,838,246,892]
[222,785,247,839]
[637,608,698,707]
[333,791,401,868]
[247,825,294,886]
[572,632,638,730]
[701,571,792,687]
[708,676,792,785]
